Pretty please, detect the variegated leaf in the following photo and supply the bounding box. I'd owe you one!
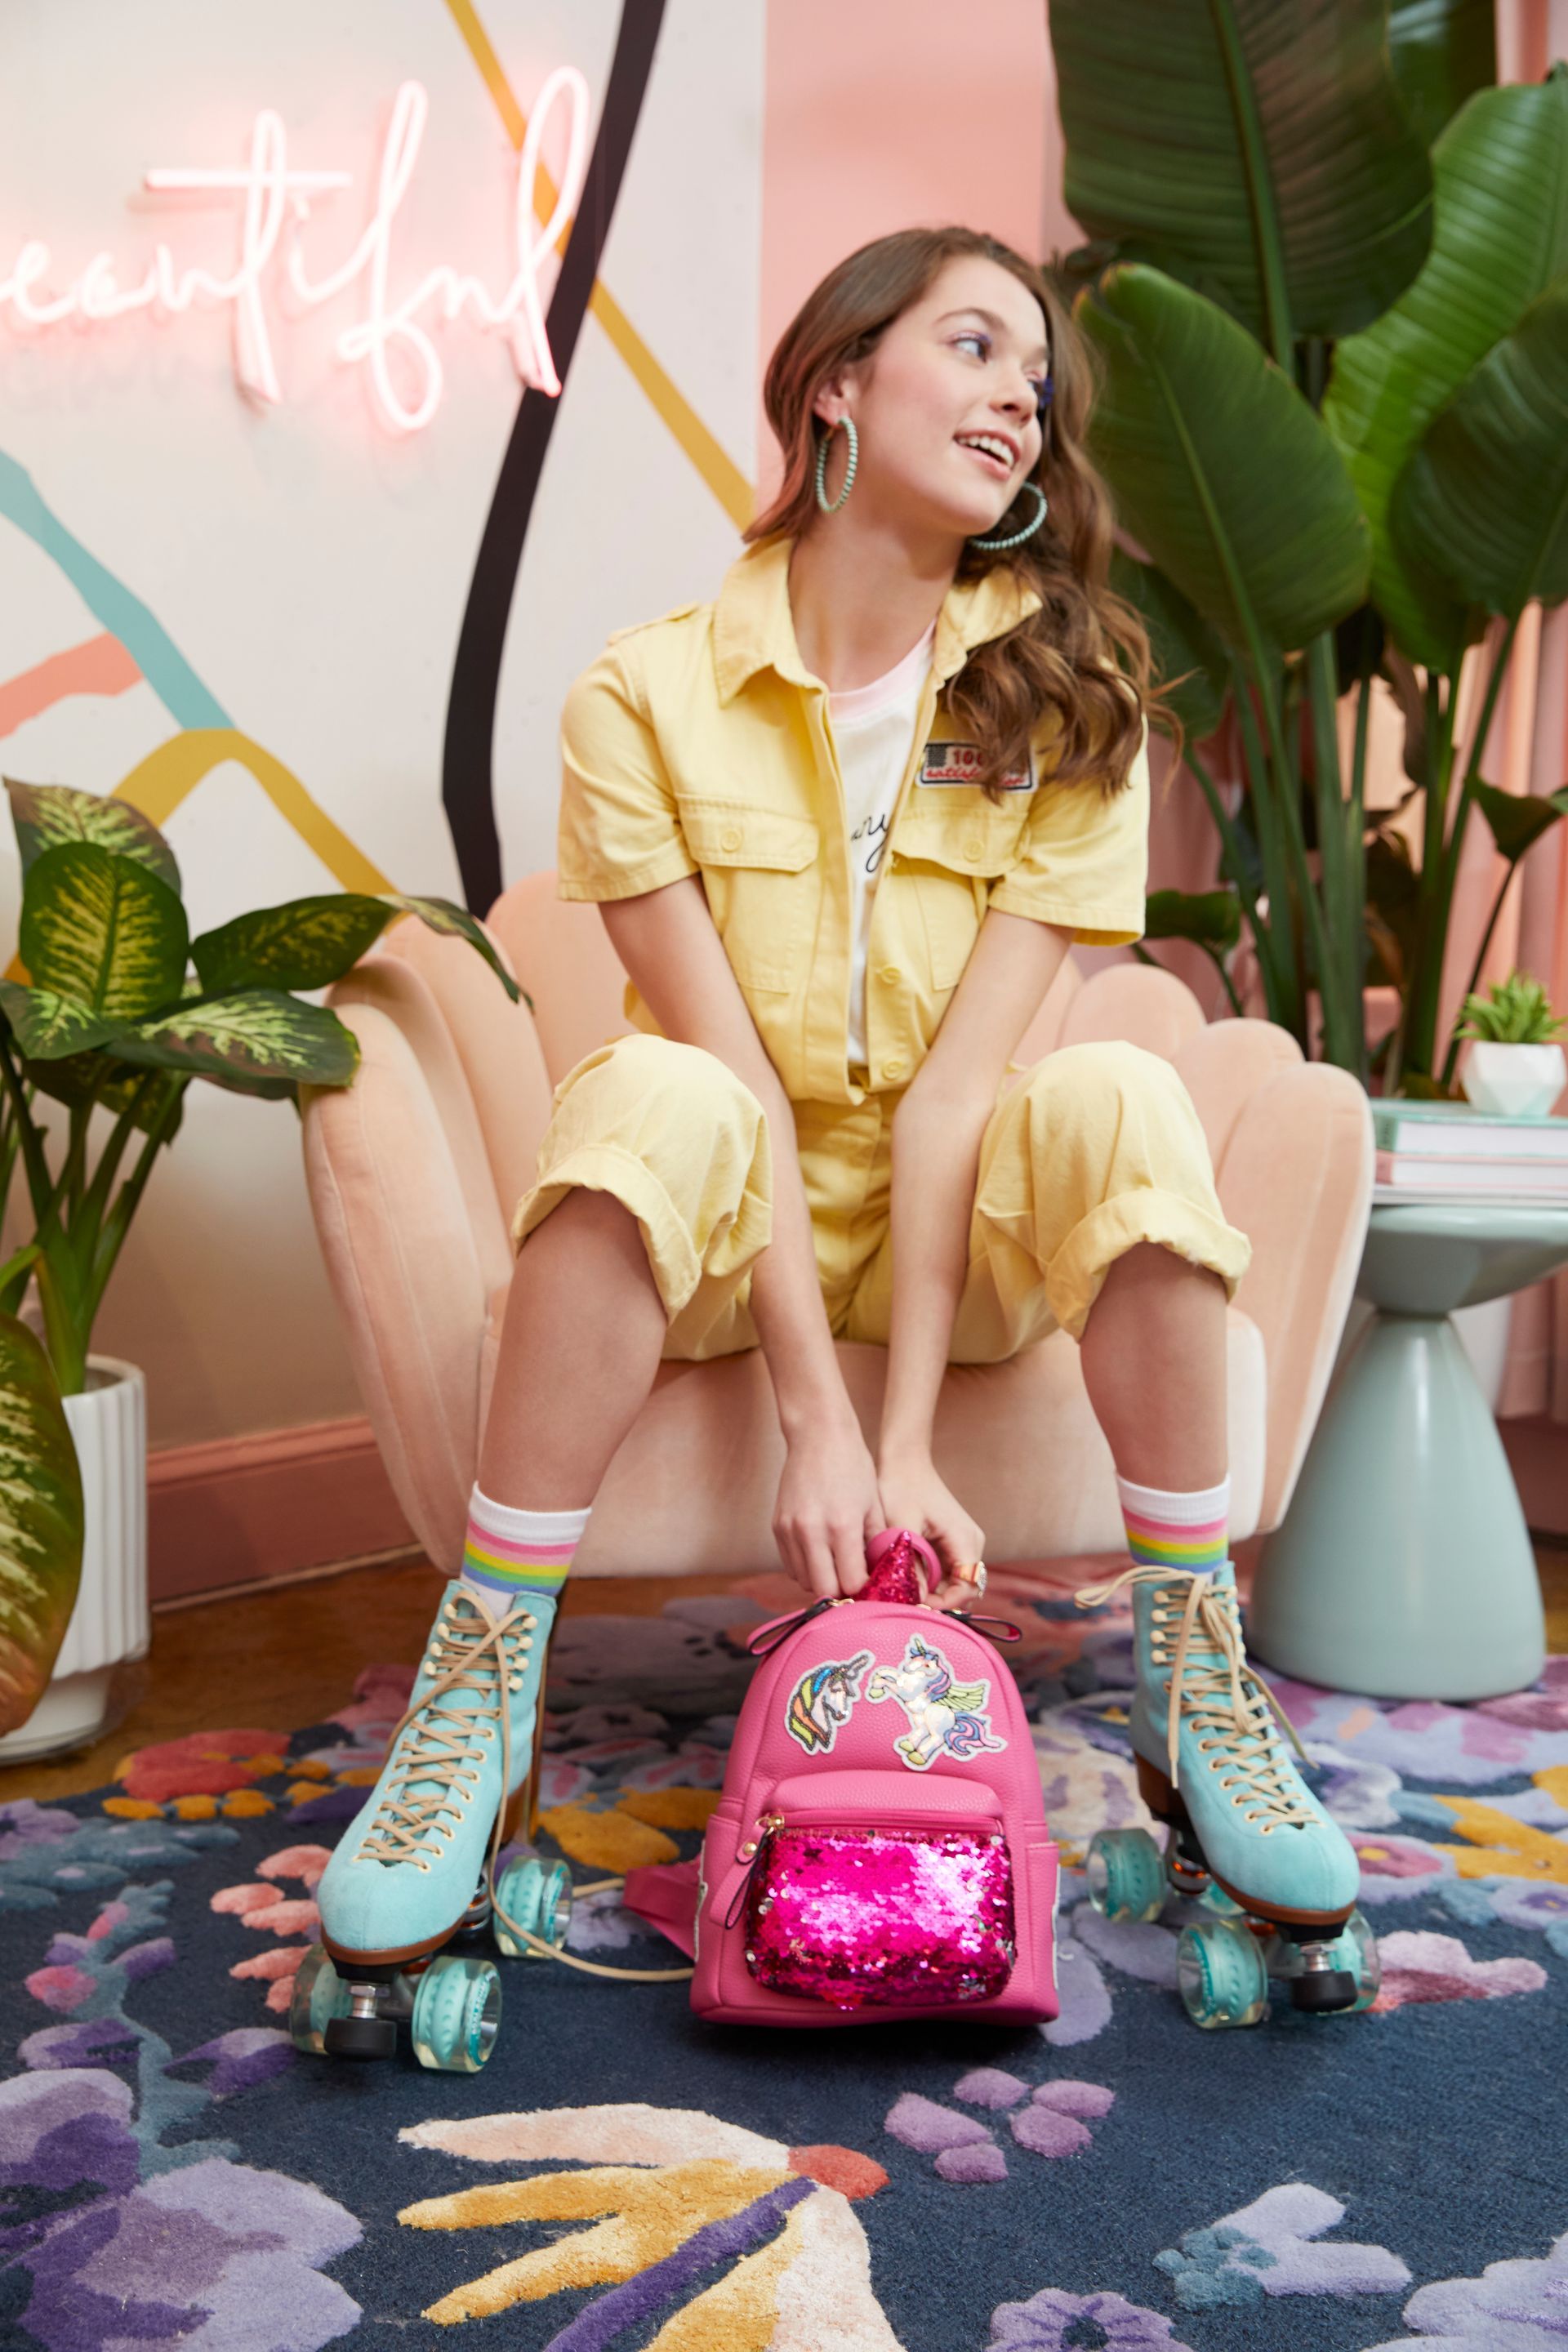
[0,1313,84,1735]
[192,894,396,994]
[0,978,122,1061]
[112,988,359,1089]
[5,778,181,893]
[381,895,522,1004]
[20,843,189,1021]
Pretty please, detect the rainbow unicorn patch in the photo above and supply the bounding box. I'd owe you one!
[866,1636,1008,1771]
[785,1650,875,1757]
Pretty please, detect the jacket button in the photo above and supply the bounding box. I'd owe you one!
[881,1058,906,1080]
[719,824,742,852]
[963,834,984,862]
[879,964,902,983]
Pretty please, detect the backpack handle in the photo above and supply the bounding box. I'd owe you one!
[864,1526,941,1601]
[745,1530,1023,1655]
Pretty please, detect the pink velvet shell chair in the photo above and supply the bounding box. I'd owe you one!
[301,873,1374,1581]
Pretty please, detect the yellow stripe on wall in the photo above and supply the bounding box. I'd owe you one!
[443,0,754,531]
[114,730,394,894]
[3,729,394,984]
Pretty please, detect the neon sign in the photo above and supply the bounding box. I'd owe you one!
[0,71,592,434]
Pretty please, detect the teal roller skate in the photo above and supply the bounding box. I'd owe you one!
[303,1579,555,2069]
[295,1583,694,2069]
[1077,1561,1374,2029]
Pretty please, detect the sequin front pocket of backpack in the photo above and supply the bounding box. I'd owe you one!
[738,1812,1018,2012]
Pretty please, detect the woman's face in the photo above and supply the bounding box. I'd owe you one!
[819,255,1049,545]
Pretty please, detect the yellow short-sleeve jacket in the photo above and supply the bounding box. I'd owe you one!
[558,532,1149,1106]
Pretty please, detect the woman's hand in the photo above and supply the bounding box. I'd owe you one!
[773,1406,884,1600]
[876,1446,986,1610]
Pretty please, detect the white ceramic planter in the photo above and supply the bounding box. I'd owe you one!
[0,1356,149,1764]
[1462,1040,1568,1119]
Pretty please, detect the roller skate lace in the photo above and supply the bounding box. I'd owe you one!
[1076,1566,1315,1831]
[354,1590,693,1984]
[354,1592,536,1871]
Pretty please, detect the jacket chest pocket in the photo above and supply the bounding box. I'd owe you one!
[891,803,1030,991]
[680,803,820,992]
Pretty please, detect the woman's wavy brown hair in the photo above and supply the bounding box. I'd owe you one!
[746,225,1178,802]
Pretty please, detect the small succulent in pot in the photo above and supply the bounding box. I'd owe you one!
[1457,971,1566,1119]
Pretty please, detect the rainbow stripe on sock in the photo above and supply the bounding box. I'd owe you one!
[461,1520,577,1597]
[1122,1510,1228,1575]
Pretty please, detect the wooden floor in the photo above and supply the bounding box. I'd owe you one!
[7,1542,1567,1805]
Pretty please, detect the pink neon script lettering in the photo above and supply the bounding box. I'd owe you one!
[0,71,592,434]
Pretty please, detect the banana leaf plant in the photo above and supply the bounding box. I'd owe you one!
[1053,0,1568,1091]
[0,778,519,1396]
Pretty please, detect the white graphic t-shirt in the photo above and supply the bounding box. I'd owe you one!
[828,619,936,1065]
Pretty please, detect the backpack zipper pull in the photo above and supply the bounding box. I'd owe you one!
[737,1811,786,1862]
[748,1599,837,1659]
[725,1813,785,1929]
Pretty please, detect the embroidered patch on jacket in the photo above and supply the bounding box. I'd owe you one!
[917,741,1035,789]
[865,1635,1009,1771]
[784,1650,875,1756]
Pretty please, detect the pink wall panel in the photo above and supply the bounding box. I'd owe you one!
[759,0,1065,503]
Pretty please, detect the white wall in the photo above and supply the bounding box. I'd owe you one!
[0,0,762,1445]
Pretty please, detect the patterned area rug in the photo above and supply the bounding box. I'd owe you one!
[2,1570,1566,2351]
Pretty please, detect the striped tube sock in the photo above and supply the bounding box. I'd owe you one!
[1116,1474,1230,1578]
[460,1487,590,1605]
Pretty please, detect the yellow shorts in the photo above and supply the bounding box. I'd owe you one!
[510,1035,1252,1363]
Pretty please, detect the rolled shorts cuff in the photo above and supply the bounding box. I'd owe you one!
[1045,1191,1253,1342]
[510,1143,702,1322]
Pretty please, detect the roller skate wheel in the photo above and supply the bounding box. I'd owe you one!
[1177,1916,1270,2029]
[1315,1909,1379,2013]
[494,1856,573,1960]
[411,1951,501,2073]
[288,1945,352,2056]
[1085,1829,1165,1925]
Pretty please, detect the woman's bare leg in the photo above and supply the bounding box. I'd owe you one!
[476,1189,667,1507]
[1078,1241,1227,1487]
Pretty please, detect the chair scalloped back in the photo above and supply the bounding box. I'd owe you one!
[483,872,638,1091]
[314,875,1370,1560]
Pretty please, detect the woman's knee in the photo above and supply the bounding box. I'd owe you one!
[538,1031,770,1236]
[1021,1040,1192,1123]
[515,1033,772,1302]
[556,1032,764,1143]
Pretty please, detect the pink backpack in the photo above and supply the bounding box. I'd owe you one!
[624,1530,1059,2028]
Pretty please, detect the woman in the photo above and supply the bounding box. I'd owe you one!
[318,229,1360,1986]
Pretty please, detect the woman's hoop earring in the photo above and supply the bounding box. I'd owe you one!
[970,481,1048,550]
[813,416,858,514]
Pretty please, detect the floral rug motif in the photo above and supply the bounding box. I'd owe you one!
[2,1570,1566,2350]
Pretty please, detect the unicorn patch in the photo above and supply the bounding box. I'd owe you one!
[866,1636,1009,1771]
[785,1650,875,1757]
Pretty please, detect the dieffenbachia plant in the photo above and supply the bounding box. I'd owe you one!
[1051,1,1568,1092]
[0,1311,84,1736]
[0,777,519,1396]
[0,778,518,1733]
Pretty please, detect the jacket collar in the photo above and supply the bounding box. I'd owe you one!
[711,533,1043,705]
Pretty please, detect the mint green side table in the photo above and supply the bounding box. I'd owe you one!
[1247,1202,1568,1700]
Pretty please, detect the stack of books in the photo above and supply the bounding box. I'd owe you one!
[1372,1099,1568,1205]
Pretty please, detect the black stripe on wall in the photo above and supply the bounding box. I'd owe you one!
[441,0,667,913]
